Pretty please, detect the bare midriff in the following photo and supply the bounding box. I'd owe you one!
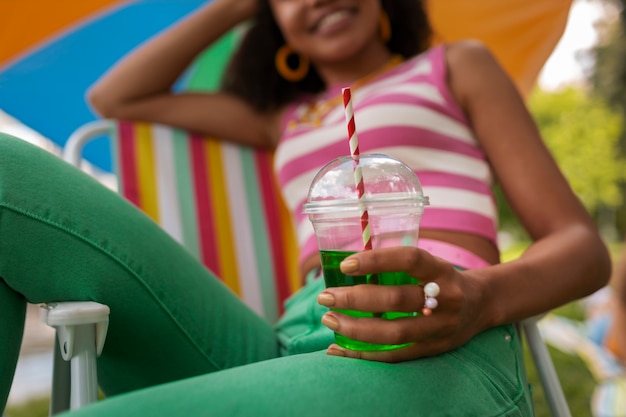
[299,229,500,284]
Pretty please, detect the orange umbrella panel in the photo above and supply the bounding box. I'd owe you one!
[0,0,573,170]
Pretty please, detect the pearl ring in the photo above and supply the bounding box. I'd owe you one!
[421,282,440,316]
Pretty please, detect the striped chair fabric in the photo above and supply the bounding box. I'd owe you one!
[111,121,301,324]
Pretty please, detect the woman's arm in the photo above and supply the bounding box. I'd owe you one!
[88,0,278,148]
[446,40,611,325]
[317,41,611,363]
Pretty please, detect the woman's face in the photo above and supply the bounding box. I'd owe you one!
[268,0,384,65]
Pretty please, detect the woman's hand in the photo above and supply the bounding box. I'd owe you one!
[317,246,490,363]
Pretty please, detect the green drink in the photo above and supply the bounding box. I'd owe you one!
[304,154,430,352]
[321,249,419,351]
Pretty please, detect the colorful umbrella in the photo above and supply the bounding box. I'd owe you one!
[0,0,572,171]
[0,0,207,171]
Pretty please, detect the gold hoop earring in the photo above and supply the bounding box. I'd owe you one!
[379,11,391,43]
[275,45,310,82]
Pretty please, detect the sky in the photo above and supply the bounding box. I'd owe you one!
[538,0,607,90]
[0,0,611,149]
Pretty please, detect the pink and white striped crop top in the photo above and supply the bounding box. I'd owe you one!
[275,45,498,265]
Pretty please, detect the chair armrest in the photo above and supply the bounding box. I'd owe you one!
[63,120,113,167]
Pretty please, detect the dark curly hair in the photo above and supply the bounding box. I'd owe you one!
[220,0,432,113]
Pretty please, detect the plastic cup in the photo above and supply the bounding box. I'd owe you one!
[303,153,429,351]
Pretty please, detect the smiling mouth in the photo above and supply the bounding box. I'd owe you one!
[314,9,354,33]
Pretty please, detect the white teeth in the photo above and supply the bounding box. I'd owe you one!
[317,10,351,30]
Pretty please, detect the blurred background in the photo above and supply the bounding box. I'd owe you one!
[1,0,625,416]
[499,0,626,248]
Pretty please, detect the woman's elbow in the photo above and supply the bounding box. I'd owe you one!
[587,227,613,291]
[86,85,119,119]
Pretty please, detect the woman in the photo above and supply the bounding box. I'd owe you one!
[0,0,611,415]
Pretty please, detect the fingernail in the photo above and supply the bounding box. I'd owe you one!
[340,258,359,273]
[321,313,339,331]
[327,344,346,357]
[317,292,335,307]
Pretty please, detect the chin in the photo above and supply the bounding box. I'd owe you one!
[313,38,375,64]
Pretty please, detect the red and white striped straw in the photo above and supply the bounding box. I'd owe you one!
[342,87,372,251]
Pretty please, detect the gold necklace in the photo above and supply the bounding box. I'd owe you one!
[288,55,404,131]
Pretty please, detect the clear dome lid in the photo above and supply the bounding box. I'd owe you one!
[303,153,429,214]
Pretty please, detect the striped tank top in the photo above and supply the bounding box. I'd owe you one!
[275,45,498,265]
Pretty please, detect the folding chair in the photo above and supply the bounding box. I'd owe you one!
[522,317,573,416]
[42,118,574,416]
[538,304,626,416]
[42,119,300,414]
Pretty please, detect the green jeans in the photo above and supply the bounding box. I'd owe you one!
[0,134,534,416]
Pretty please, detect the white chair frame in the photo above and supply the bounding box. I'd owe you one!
[41,120,112,415]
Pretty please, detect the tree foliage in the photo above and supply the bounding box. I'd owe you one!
[498,1,626,237]
[529,87,625,213]
[587,0,626,236]
[587,0,626,117]
[497,86,625,235]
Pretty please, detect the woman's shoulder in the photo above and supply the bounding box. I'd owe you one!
[445,39,496,61]
[400,41,499,86]
[444,40,500,69]
[442,40,509,109]
[404,40,495,65]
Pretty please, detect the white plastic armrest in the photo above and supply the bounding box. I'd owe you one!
[40,302,110,360]
[62,120,113,167]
